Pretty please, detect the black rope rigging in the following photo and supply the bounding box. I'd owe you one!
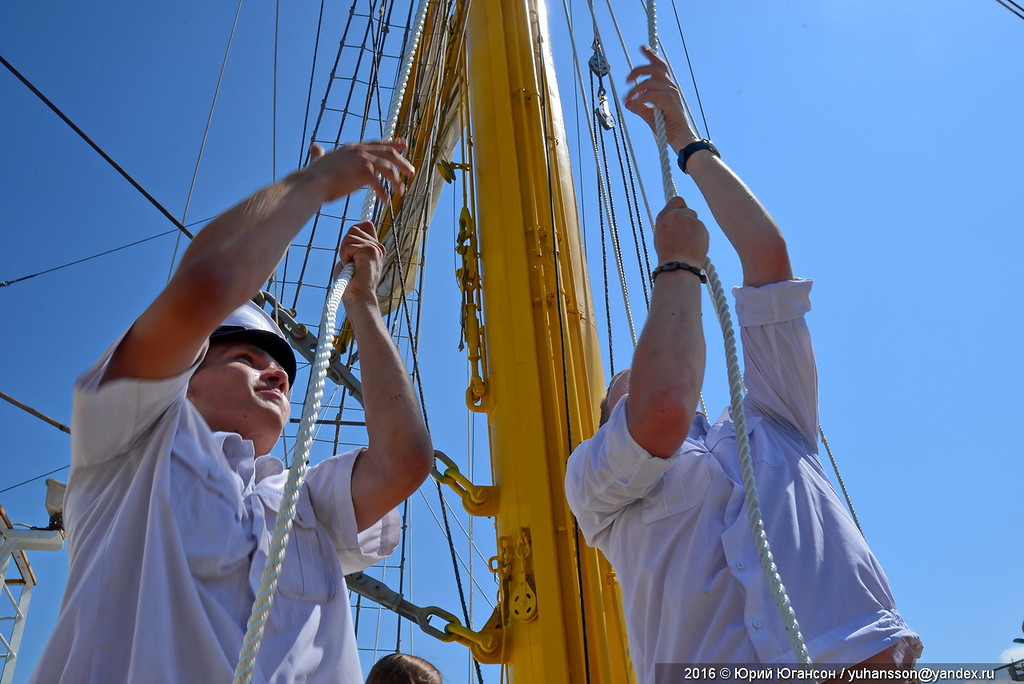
[668,0,711,139]
[275,2,486,677]
[607,94,652,307]
[0,230,177,289]
[538,58,595,684]
[591,72,637,345]
[0,391,70,495]
[598,169,616,373]
[298,0,328,168]
[0,465,70,497]
[994,0,1024,20]
[0,55,194,240]
[286,0,375,310]
[374,35,486,681]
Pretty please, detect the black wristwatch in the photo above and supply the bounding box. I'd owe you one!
[677,139,720,174]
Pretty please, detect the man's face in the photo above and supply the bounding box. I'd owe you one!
[187,342,291,456]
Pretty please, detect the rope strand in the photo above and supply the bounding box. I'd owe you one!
[644,1,811,665]
[231,0,432,679]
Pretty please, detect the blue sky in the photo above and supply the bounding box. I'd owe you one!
[2,1,1023,682]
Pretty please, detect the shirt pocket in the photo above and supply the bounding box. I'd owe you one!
[276,495,340,603]
[170,453,253,580]
[640,454,710,524]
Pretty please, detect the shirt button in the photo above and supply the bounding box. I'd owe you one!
[735,560,747,570]
[752,618,764,629]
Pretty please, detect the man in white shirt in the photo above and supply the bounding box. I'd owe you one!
[30,141,434,683]
[564,48,921,683]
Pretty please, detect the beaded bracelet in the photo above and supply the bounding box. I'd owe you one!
[651,260,707,283]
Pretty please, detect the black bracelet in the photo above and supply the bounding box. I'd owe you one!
[677,139,720,174]
[651,261,707,284]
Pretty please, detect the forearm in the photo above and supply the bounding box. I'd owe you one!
[672,139,793,287]
[627,271,705,458]
[347,302,433,529]
[173,168,327,321]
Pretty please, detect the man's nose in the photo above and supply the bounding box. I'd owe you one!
[263,365,289,393]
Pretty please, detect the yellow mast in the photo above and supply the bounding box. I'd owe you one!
[460,0,634,679]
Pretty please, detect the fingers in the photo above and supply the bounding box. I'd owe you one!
[664,195,689,210]
[309,143,325,163]
[654,197,709,263]
[338,221,386,265]
[350,141,415,201]
[333,221,385,280]
[308,139,416,203]
[625,74,680,109]
[626,45,670,83]
[657,196,699,223]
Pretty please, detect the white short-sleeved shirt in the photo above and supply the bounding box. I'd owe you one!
[30,336,399,683]
[565,279,919,683]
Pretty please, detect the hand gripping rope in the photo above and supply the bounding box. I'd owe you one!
[644,1,812,666]
[230,1,432,681]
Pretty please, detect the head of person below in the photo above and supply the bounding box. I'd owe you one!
[29,141,434,684]
[365,652,443,684]
[564,46,921,683]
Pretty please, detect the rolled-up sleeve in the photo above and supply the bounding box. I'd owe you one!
[734,278,818,449]
[305,449,400,574]
[565,400,674,544]
[72,331,204,469]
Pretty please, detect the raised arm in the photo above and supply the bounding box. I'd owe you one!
[625,46,793,287]
[103,141,414,384]
[338,222,433,530]
[623,197,708,458]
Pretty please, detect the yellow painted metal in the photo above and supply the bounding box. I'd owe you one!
[466,0,635,680]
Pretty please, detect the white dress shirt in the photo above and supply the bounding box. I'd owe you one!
[30,335,398,683]
[565,279,919,683]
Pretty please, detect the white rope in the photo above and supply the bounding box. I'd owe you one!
[819,426,864,537]
[644,0,811,666]
[231,0,432,680]
[644,8,677,202]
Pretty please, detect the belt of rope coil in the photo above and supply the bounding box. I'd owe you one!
[230,0,433,680]
[644,0,812,666]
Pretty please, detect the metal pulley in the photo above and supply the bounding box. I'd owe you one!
[588,41,609,77]
[595,86,615,130]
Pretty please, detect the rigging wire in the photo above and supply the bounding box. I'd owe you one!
[0,230,177,289]
[166,0,246,283]
[994,0,1024,20]
[373,20,485,678]
[0,55,193,240]
[0,465,70,497]
[298,0,328,169]
[285,4,371,310]
[0,391,70,494]
[530,28,595,680]
[667,0,710,139]
[643,0,812,665]
[592,74,639,347]
[273,0,280,182]
[233,1,434,679]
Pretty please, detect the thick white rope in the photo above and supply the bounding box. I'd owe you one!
[231,1,432,680]
[644,1,811,666]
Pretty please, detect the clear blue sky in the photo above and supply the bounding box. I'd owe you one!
[2,1,1023,682]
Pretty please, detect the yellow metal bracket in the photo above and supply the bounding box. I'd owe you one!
[508,529,538,623]
[455,207,490,412]
[432,450,498,516]
[436,159,472,183]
